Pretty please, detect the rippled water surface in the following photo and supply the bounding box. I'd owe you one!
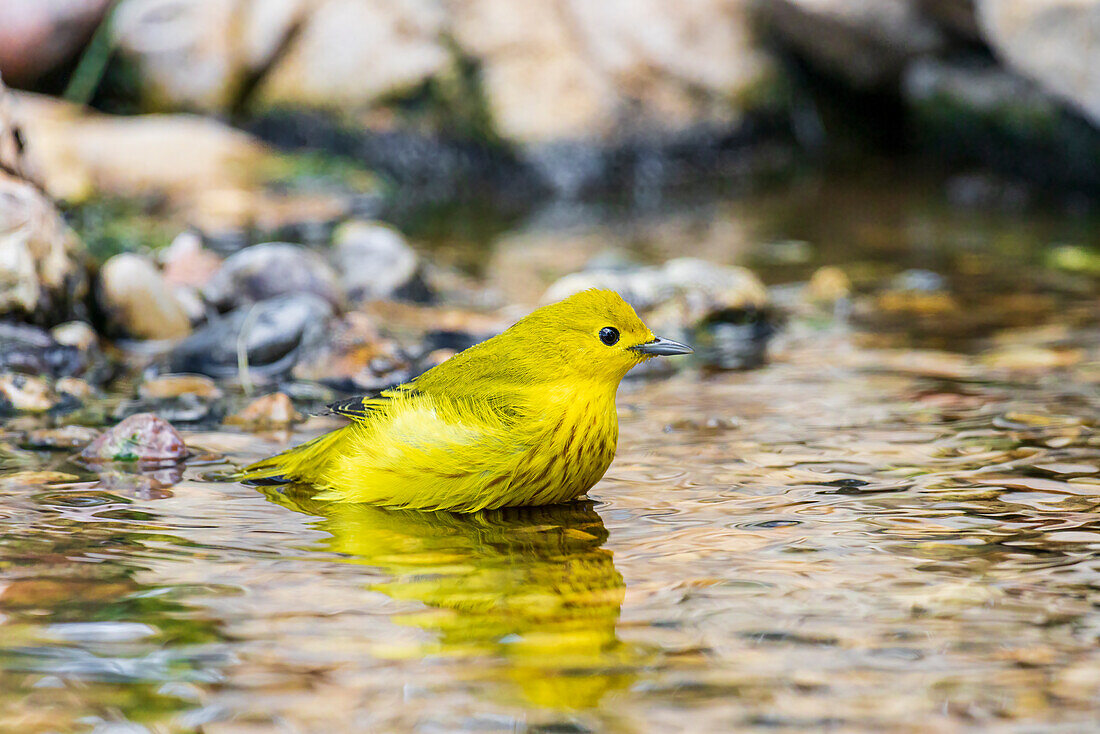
[6,171,1100,733]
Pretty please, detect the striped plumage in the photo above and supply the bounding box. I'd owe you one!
[240,289,691,512]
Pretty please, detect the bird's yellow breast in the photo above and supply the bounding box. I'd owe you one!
[503,383,619,507]
[308,382,619,512]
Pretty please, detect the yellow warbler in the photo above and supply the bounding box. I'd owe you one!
[240,289,692,512]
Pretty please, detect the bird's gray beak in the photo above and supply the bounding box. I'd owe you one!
[630,336,694,356]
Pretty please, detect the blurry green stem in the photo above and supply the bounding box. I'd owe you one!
[63,1,118,105]
[237,304,260,397]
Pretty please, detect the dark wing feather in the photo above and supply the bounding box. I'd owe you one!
[325,395,380,420]
[324,383,420,421]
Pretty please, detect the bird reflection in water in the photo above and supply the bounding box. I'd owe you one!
[265,487,639,710]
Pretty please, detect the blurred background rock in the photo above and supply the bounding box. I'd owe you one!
[4,1,1100,203]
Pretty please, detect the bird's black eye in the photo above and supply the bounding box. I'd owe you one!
[599,327,620,346]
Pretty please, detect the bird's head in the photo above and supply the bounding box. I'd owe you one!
[512,289,693,384]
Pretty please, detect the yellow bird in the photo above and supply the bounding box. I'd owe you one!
[240,289,692,512]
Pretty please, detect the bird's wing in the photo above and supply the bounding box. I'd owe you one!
[314,391,555,511]
[325,383,419,421]
[324,375,533,422]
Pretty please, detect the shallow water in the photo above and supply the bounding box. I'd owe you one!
[5,168,1100,733]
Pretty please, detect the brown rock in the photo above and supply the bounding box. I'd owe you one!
[291,311,405,387]
[1052,658,1100,701]
[98,253,192,340]
[569,0,771,129]
[450,0,611,141]
[0,171,88,321]
[451,0,770,141]
[12,92,269,203]
[225,392,302,430]
[112,0,313,112]
[256,0,449,110]
[139,373,223,400]
[188,189,353,243]
[80,413,189,462]
[0,470,78,489]
[55,376,93,400]
[160,232,223,289]
[24,425,100,450]
[359,301,508,337]
[50,320,98,353]
[0,80,88,323]
[0,373,57,413]
[112,0,243,111]
[452,0,770,142]
[110,0,775,147]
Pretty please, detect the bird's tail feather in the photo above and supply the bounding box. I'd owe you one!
[238,427,347,486]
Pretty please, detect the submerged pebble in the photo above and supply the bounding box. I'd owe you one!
[80,413,189,462]
[0,470,79,489]
[23,425,100,450]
